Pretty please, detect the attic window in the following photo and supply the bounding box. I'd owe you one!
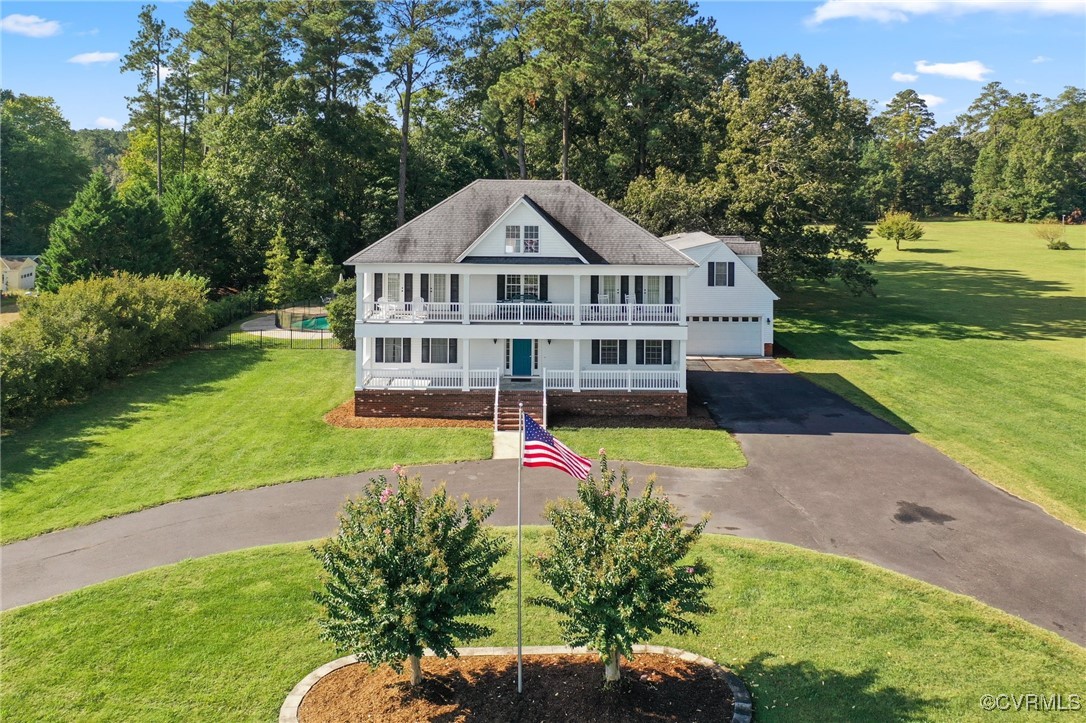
[505,225,540,254]
[505,225,521,253]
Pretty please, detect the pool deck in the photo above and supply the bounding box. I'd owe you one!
[240,313,332,340]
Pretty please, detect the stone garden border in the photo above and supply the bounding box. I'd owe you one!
[280,644,753,723]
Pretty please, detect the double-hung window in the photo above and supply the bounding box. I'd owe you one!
[708,261,735,287]
[375,337,409,363]
[635,339,672,365]
[506,274,540,299]
[523,225,540,253]
[385,272,402,301]
[599,340,619,364]
[505,225,521,253]
[505,224,540,253]
[421,338,457,364]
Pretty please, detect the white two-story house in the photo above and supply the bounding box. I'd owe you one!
[347,180,776,428]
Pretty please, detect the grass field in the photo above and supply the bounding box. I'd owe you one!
[2,339,744,543]
[3,531,1082,722]
[776,220,1086,529]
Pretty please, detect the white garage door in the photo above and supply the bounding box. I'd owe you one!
[687,315,763,356]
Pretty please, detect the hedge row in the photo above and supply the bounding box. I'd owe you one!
[1,273,212,424]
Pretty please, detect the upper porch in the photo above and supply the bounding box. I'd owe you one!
[355,267,688,328]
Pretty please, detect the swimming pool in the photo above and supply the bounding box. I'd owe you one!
[291,315,330,331]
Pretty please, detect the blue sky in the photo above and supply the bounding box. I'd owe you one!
[2,0,1083,130]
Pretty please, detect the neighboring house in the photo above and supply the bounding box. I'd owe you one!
[1,256,37,293]
[347,180,775,427]
[662,232,779,357]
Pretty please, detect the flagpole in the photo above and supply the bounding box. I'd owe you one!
[517,401,524,695]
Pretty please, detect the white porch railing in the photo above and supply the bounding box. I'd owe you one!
[468,302,576,323]
[362,301,461,322]
[360,300,680,325]
[580,304,680,324]
[363,367,498,390]
[545,369,682,391]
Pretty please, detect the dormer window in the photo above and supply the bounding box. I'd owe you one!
[505,225,540,254]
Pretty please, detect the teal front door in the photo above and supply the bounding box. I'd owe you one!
[511,339,532,377]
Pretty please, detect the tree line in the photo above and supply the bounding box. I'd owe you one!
[2,0,1083,299]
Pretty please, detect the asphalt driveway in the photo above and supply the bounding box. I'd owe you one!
[3,359,1083,645]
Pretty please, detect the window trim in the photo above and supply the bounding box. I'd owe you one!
[505,225,521,253]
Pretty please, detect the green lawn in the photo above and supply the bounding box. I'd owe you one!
[3,531,1082,722]
[777,220,1086,529]
[0,350,492,543]
[555,426,746,469]
[2,339,744,542]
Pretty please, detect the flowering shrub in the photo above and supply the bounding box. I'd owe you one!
[531,455,713,683]
[313,470,511,685]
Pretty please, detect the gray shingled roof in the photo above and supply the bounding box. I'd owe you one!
[662,232,762,257]
[346,180,694,266]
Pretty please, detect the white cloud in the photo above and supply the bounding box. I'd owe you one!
[1032,55,1053,63]
[76,28,100,37]
[68,51,120,65]
[808,1,1085,25]
[915,59,993,81]
[919,94,946,108]
[94,117,122,130]
[891,72,918,82]
[1,13,61,37]
[158,66,175,82]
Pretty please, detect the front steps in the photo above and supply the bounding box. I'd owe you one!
[495,390,544,431]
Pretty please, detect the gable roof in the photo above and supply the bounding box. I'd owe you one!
[662,232,762,257]
[346,180,694,266]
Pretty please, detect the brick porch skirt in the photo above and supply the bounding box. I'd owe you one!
[354,389,687,419]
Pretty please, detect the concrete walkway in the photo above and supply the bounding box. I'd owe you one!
[3,361,1083,646]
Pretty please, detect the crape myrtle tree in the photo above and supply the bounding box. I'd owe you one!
[314,470,511,686]
[531,454,713,684]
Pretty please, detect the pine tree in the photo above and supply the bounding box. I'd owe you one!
[122,4,177,196]
[38,173,125,291]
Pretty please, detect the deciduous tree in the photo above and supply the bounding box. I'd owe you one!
[314,471,511,686]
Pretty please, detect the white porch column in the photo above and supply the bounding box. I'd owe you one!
[573,338,582,392]
[678,338,687,392]
[461,273,471,324]
[357,336,367,389]
[573,274,582,324]
[676,274,686,325]
[461,338,471,391]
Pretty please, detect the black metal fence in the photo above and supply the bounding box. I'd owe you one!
[274,298,330,332]
[192,328,346,351]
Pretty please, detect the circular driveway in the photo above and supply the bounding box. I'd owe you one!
[3,360,1082,645]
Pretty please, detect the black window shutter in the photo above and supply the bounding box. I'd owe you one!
[404,274,413,301]
[539,275,548,301]
[636,340,645,365]
[620,276,630,303]
[590,275,600,304]
[664,276,674,304]
[707,262,716,287]
[402,338,411,363]
[591,339,600,364]
[664,340,673,364]
[619,339,628,364]
[450,274,459,303]
[449,338,457,363]
[727,262,735,287]
[634,276,644,304]
[374,272,383,300]
[375,338,384,363]
[421,338,430,363]
[496,274,506,301]
[420,274,429,301]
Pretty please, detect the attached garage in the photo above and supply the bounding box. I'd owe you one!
[687,315,764,356]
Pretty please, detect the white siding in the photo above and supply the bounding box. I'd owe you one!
[463,202,584,260]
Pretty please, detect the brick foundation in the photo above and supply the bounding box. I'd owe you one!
[354,389,687,419]
[547,391,686,418]
[355,390,494,419]
[764,342,774,357]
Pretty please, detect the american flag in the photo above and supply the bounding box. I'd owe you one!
[522,414,593,480]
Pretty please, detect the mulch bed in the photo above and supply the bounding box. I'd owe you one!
[324,401,492,429]
[299,653,733,722]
